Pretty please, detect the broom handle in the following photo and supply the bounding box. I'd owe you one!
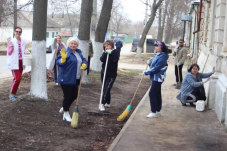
[99,53,109,108]
[202,54,209,73]
[76,70,83,106]
[130,64,148,105]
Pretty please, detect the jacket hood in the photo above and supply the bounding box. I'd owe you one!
[159,52,169,60]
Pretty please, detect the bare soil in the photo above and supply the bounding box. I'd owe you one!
[0,62,151,150]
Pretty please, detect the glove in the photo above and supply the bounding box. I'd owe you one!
[105,49,112,54]
[177,63,180,66]
[81,63,87,70]
[147,59,152,65]
[60,48,67,63]
[142,71,146,75]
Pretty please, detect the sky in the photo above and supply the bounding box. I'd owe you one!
[121,0,146,23]
[18,0,147,23]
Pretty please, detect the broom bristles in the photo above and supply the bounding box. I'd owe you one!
[117,109,130,121]
[71,112,79,128]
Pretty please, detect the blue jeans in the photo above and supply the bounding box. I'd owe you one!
[149,81,162,113]
[54,61,58,83]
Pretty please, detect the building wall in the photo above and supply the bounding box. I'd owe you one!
[190,0,227,126]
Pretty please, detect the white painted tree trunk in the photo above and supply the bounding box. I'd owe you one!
[79,40,89,83]
[136,46,143,58]
[30,41,48,99]
[90,41,103,72]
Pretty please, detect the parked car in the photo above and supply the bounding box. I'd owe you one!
[131,38,172,54]
[131,38,156,53]
[46,38,54,53]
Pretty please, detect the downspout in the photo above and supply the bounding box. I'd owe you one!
[193,0,202,34]
[192,10,197,59]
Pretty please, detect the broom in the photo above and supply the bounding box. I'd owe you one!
[117,65,148,121]
[71,70,84,128]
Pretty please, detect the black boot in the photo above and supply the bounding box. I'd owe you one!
[189,102,195,106]
[181,102,187,106]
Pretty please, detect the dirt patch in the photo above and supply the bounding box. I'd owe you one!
[0,51,6,56]
[0,68,151,151]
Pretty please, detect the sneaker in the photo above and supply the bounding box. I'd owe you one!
[55,83,59,85]
[146,112,157,118]
[59,107,63,113]
[104,103,110,108]
[9,94,16,101]
[156,112,161,117]
[99,104,105,111]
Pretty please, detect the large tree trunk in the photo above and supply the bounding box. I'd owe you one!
[13,0,17,37]
[90,0,97,41]
[30,0,48,99]
[78,0,93,83]
[136,0,163,58]
[91,0,113,71]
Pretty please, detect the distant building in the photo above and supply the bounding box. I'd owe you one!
[0,10,61,42]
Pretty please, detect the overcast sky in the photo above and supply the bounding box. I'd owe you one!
[18,0,146,23]
[121,0,146,23]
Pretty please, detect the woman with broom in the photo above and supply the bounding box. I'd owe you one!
[57,37,87,122]
[99,40,121,111]
[143,41,169,118]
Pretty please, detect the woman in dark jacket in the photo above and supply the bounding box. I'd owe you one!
[57,37,87,122]
[143,41,169,118]
[99,40,120,111]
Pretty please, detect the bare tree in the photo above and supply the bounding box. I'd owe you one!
[136,0,163,58]
[78,0,93,83]
[91,0,113,71]
[30,0,48,99]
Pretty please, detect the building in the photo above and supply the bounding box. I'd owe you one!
[187,0,227,127]
[0,10,61,43]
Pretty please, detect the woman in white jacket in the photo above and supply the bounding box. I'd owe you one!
[7,27,26,101]
[47,35,67,85]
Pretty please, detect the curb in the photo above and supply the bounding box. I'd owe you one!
[107,88,150,151]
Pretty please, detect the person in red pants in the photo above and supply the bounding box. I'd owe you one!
[7,27,27,101]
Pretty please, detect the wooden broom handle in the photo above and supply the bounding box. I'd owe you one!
[130,65,149,105]
[76,70,83,106]
[202,54,209,73]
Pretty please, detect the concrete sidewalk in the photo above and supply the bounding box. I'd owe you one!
[108,64,227,151]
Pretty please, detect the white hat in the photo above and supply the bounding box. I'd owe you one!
[67,37,79,47]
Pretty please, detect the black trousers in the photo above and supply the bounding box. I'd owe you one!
[61,84,78,111]
[149,81,162,113]
[87,56,91,75]
[186,87,206,102]
[101,74,116,105]
[175,64,183,82]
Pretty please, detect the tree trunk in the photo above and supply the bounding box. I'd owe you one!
[13,0,17,37]
[160,0,170,41]
[157,7,162,41]
[0,0,4,26]
[91,0,113,71]
[30,0,48,99]
[78,0,93,83]
[136,0,163,58]
[66,7,73,36]
[90,0,97,41]
[164,1,175,44]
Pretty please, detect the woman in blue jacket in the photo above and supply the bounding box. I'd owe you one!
[143,41,169,118]
[57,37,88,122]
[176,64,213,106]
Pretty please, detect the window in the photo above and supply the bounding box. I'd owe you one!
[56,32,58,35]
[52,32,54,38]
[46,32,49,38]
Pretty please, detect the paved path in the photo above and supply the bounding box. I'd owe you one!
[108,63,227,151]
